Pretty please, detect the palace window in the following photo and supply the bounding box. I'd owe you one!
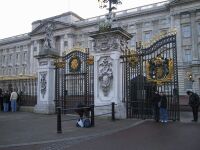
[184,49,192,63]
[182,25,191,38]
[16,68,19,75]
[2,69,5,75]
[16,53,19,64]
[2,55,5,65]
[33,49,37,57]
[20,45,23,50]
[198,23,200,35]
[22,66,26,75]
[143,31,152,42]
[129,33,136,47]
[64,41,68,47]
[23,52,27,63]
[8,68,12,75]
[9,54,12,65]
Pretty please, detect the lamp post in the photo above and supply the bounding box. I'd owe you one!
[186,72,194,82]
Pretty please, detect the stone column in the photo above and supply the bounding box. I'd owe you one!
[67,34,75,49]
[190,11,200,92]
[90,27,132,119]
[191,11,198,61]
[34,49,59,114]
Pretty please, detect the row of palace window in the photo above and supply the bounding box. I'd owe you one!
[128,23,200,63]
[0,51,28,66]
[0,66,27,76]
[129,23,200,45]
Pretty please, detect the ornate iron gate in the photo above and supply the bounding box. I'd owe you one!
[122,32,179,121]
[55,48,94,113]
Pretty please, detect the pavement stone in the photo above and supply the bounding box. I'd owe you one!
[0,111,198,150]
[0,111,143,150]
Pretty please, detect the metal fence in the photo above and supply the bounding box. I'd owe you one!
[0,76,37,106]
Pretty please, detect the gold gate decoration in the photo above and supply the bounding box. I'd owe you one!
[146,54,174,84]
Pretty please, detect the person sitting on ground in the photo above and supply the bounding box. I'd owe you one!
[75,103,90,119]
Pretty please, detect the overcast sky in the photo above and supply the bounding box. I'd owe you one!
[0,0,165,39]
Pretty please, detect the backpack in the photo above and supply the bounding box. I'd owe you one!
[76,118,91,128]
[83,118,91,128]
[76,118,84,128]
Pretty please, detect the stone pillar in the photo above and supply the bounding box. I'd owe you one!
[67,34,75,49]
[34,49,59,114]
[191,11,200,92]
[191,11,198,61]
[90,27,132,119]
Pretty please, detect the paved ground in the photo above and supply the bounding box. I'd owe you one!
[0,111,199,150]
[0,112,143,150]
[67,121,200,150]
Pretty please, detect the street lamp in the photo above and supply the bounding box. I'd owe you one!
[186,72,194,82]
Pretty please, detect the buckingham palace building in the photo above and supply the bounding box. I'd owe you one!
[0,0,200,114]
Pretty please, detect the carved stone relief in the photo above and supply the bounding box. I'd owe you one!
[94,35,120,52]
[98,57,113,96]
[120,37,128,51]
[39,61,48,66]
[40,72,47,98]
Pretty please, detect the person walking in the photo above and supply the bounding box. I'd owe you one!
[186,90,200,122]
[152,91,161,122]
[3,91,10,112]
[159,92,168,123]
[10,90,18,112]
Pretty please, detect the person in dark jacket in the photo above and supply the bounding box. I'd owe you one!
[187,90,200,122]
[159,92,168,123]
[152,91,161,122]
[3,91,10,112]
[0,89,3,111]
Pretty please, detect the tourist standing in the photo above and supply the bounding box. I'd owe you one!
[10,90,18,112]
[159,92,168,123]
[3,91,10,112]
[152,91,161,122]
[186,90,200,122]
[0,89,3,111]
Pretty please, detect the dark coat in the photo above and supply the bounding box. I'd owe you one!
[152,93,161,108]
[189,92,200,107]
[160,95,167,109]
[3,93,10,103]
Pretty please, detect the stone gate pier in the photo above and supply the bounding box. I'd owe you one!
[90,27,132,119]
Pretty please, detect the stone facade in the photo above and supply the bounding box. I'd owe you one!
[0,0,200,97]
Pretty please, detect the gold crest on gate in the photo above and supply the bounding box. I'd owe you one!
[69,56,81,72]
[146,54,174,84]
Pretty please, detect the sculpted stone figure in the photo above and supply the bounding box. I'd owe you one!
[98,58,113,96]
[43,23,54,49]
